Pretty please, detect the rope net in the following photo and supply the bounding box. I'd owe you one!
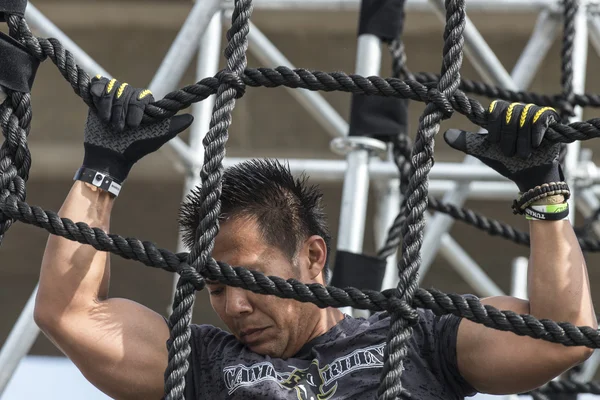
[0,0,599,399]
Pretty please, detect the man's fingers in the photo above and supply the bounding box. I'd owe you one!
[499,103,522,157]
[486,100,505,144]
[516,104,535,159]
[168,114,194,137]
[126,89,154,129]
[91,77,118,124]
[443,129,470,153]
[531,107,559,148]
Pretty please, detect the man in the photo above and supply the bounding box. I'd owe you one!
[33,77,596,399]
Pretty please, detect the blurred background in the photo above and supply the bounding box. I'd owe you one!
[2,0,600,398]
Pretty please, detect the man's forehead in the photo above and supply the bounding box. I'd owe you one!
[216,216,261,248]
[213,216,271,264]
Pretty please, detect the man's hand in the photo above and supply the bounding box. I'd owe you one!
[444,101,563,194]
[81,76,193,186]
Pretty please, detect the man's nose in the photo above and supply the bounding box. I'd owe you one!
[224,286,253,317]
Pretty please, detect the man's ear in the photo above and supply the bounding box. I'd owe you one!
[302,235,327,281]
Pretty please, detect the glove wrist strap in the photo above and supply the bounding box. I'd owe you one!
[74,167,122,197]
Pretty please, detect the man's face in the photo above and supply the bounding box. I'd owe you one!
[208,216,321,359]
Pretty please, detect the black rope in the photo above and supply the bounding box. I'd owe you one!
[4,195,600,350]
[377,20,414,263]
[0,88,32,245]
[378,1,466,398]
[557,0,577,171]
[8,16,600,144]
[527,380,600,396]
[164,1,253,398]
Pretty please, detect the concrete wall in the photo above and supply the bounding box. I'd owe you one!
[2,0,600,368]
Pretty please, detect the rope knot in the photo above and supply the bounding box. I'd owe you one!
[215,70,246,99]
[427,87,454,119]
[174,261,206,291]
[385,295,420,325]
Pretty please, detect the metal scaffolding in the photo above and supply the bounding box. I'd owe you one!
[1,0,600,398]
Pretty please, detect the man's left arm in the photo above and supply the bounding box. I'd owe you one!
[443,101,597,395]
[456,218,596,395]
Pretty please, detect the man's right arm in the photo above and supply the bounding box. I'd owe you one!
[34,181,170,400]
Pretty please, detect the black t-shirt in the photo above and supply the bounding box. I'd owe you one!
[179,309,477,399]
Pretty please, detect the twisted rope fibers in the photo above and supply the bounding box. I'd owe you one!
[3,195,600,348]
[8,16,600,141]
[164,2,254,399]
[0,90,32,245]
[0,0,598,397]
[378,1,467,398]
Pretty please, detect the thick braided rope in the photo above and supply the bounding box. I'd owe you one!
[8,13,600,143]
[557,0,577,167]
[2,195,600,350]
[377,21,414,261]
[378,1,466,398]
[426,197,600,251]
[526,380,600,396]
[163,1,253,399]
[559,0,576,122]
[8,11,600,145]
[0,90,33,245]
[389,39,414,81]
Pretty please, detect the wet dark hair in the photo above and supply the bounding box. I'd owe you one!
[179,159,332,283]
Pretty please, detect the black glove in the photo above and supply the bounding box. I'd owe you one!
[443,100,563,194]
[78,76,193,194]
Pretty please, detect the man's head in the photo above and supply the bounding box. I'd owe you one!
[179,159,333,359]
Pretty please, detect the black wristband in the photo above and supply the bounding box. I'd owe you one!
[74,167,122,197]
[524,205,569,221]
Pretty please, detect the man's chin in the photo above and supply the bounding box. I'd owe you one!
[246,342,284,358]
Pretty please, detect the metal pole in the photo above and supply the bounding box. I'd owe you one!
[577,190,600,238]
[25,0,221,174]
[439,233,505,297]
[588,13,600,57]
[334,34,385,318]
[246,21,347,138]
[511,257,529,299]
[0,285,40,395]
[428,0,518,89]
[510,9,562,88]
[209,159,509,182]
[148,0,222,99]
[169,11,223,316]
[418,7,558,283]
[335,35,382,255]
[374,178,401,290]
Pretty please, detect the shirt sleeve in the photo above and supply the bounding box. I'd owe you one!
[419,297,478,398]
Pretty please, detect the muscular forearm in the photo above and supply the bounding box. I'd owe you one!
[35,181,114,321]
[528,219,596,328]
